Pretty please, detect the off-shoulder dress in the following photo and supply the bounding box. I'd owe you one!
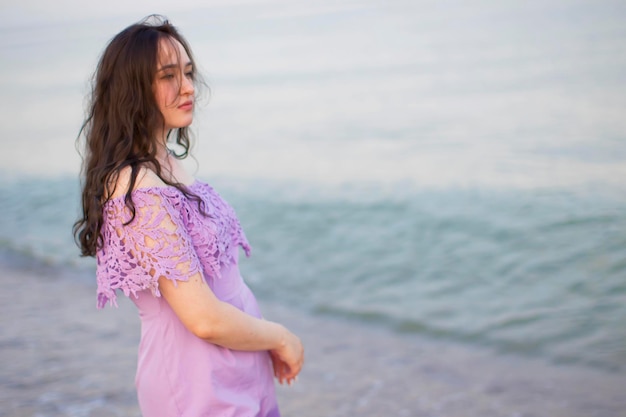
[96,180,279,417]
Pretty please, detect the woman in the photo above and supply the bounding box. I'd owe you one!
[74,16,304,417]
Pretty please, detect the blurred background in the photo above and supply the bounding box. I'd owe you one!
[1,0,625,380]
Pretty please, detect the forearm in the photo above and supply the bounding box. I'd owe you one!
[197,300,288,351]
[159,273,304,382]
[159,273,288,352]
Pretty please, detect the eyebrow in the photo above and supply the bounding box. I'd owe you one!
[158,62,193,72]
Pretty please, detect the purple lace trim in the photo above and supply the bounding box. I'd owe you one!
[96,181,251,308]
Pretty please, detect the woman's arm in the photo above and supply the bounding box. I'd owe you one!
[158,273,304,383]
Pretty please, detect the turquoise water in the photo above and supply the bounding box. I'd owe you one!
[1,0,625,374]
[1,177,625,372]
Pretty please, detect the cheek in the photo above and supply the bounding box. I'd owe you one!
[157,85,178,109]
[154,84,170,109]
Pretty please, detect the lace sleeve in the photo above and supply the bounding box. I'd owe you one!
[96,188,203,308]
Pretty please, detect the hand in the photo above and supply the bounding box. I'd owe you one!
[269,330,304,385]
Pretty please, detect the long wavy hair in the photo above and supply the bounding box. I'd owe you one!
[74,16,206,257]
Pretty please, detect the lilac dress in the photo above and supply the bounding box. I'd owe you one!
[96,180,280,417]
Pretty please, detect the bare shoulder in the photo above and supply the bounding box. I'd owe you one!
[107,166,166,199]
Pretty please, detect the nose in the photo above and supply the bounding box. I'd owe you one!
[181,75,194,96]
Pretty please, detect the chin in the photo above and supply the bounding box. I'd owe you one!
[169,120,193,130]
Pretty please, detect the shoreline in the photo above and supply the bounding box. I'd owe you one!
[2,260,625,417]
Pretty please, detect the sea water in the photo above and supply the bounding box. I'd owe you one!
[1,0,625,373]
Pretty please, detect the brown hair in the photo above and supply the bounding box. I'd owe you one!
[74,15,206,257]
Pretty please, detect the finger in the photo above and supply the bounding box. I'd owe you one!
[276,360,288,385]
[276,360,288,384]
[283,365,298,381]
[272,360,280,378]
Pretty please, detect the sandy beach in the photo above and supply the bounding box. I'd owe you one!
[2,258,625,417]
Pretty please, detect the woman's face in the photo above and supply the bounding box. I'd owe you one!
[153,37,195,132]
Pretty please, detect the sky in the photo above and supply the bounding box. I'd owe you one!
[0,0,375,27]
[1,0,625,189]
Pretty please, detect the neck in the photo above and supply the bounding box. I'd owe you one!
[155,128,170,160]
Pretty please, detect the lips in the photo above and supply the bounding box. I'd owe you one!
[178,100,193,110]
